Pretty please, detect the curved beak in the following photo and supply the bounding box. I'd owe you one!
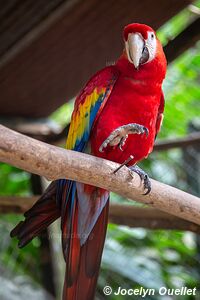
[125,33,144,69]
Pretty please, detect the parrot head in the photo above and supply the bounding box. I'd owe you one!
[123,23,162,69]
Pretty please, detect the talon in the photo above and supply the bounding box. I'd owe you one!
[99,145,104,152]
[99,142,107,152]
[143,175,151,195]
[129,165,151,195]
[119,144,123,151]
[99,123,149,152]
[118,135,128,151]
[143,126,149,137]
[118,139,123,151]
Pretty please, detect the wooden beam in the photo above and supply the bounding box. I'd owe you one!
[0,195,38,213]
[1,196,200,233]
[154,131,200,151]
[0,0,80,68]
[0,125,200,226]
[164,17,200,63]
[0,0,191,118]
[109,204,200,233]
[0,119,69,144]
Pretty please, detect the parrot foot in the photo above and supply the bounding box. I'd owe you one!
[129,165,151,195]
[99,123,149,152]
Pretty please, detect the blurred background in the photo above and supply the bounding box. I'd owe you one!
[0,0,200,299]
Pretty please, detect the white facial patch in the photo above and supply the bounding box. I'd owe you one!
[124,31,157,67]
[145,31,157,63]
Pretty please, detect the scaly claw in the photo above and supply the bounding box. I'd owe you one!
[142,126,149,137]
[99,123,149,153]
[129,165,151,195]
[118,135,128,151]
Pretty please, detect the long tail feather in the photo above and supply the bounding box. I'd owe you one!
[63,199,109,300]
[10,181,60,248]
[11,177,109,300]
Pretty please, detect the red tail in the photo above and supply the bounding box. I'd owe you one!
[11,180,109,300]
[10,181,60,247]
[63,199,109,300]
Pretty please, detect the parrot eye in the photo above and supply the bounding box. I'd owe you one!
[151,33,154,39]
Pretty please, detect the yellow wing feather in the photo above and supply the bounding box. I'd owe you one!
[66,87,106,150]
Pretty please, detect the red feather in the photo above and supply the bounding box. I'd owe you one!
[63,200,109,299]
[10,182,60,248]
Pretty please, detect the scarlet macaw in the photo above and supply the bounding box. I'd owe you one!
[11,23,167,299]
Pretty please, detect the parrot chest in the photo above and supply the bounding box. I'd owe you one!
[91,76,162,164]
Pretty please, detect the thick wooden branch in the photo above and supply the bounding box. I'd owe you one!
[0,125,200,226]
[1,196,200,233]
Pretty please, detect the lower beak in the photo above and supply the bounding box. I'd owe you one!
[126,33,144,69]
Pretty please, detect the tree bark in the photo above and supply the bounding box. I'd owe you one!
[0,124,200,225]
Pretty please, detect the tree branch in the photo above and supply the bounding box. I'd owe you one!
[1,196,200,233]
[0,124,200,226]
[0,196,38,213]
[109,204,200,233]
[154,131,200,151]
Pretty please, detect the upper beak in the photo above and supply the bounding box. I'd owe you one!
[125,33,144,69]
